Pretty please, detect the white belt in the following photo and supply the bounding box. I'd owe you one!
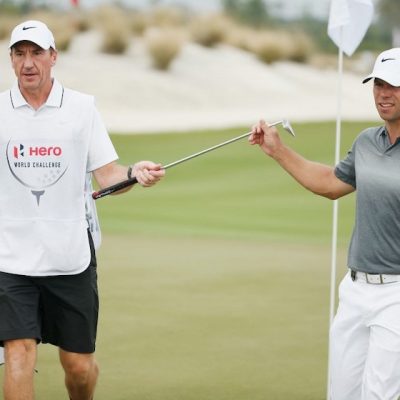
[350,269,400,284]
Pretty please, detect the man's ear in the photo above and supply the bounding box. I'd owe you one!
[50,49,58,66]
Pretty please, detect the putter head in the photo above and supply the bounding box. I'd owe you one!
[282,119,295,137]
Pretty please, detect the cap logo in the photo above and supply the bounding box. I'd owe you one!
[381,57,396,62]
[22,26,36,31]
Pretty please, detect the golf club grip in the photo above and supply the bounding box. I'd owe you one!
[92,177,138,200]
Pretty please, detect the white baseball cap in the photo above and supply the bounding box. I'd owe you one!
[363,48,400,87]
[9,20,56,50]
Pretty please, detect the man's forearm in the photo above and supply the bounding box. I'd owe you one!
[271,145,348,200]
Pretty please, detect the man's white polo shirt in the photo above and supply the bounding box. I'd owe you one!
[0,79,118,276]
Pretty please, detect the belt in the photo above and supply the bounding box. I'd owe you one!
[350,269,400,284]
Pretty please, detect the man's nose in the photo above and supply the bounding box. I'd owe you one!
[23,55,34,68]
[381,84,394,97]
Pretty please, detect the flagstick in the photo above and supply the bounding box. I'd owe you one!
[326,27,343,400]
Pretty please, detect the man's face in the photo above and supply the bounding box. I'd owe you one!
[10,41,57,93]
[373,78,400,123]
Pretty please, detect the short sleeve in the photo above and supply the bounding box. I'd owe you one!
[334,142,356,188]
[87,106,118,172]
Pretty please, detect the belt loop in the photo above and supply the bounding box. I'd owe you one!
[351,270,356,281]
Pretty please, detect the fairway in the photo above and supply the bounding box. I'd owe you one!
[0,121,380,399]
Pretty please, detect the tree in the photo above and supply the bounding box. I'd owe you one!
[221,0,269,27]
[0,0,23,13]
[378,0,400,46]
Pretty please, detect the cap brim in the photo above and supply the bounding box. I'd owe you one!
[362,75,373,84]
[362,74,400,87]
[9,38,52,50]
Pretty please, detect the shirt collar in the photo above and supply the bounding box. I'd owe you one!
[10,78,64,109]
[380,126,400,147]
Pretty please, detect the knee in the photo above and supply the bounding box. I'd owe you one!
[4,339,37,371]
[64,356,99,385]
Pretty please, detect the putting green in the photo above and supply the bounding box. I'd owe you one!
[27,235,348,399]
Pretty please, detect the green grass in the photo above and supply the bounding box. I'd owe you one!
[98,121,375,245]
[34,237,347,400]
[0,120,380,399]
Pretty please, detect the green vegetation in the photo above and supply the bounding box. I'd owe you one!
[296,17,391,54]
[222,0,270,27]
[378,0,400,46]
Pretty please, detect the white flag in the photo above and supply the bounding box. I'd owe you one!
[328,0,374,56]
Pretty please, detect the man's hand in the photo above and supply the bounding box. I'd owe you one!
[132,161,165,187]
[248,119,283,158]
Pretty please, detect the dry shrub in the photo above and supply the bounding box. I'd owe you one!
[309,52,367,73]
[53,26,75,51]
[25,11,78,51]
[52,16,80,51]
[248,30,314,64]
[101,21,131,54]
[129,12,150,36]
[0,11,90,51]
[91,6,131,54]
[224,26,258,52]
[71,12,92,33]
[0,16,20,41]
[128,7,185,38]
[249,31,292,63]
[145,28,184,70]
[308,53,338,69]
[190,14,232,47]
[288,31,314,63]
[149,6,186,28]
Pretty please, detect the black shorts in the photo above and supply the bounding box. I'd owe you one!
[0,232,98,354]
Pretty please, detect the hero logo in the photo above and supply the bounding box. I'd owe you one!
[6,140,68,206]
[13,144,62,158]
[13,144,24,158]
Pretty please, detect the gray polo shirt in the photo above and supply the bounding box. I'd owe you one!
[335,126,400,274]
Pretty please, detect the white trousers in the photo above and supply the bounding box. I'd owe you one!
[330,272,400,400]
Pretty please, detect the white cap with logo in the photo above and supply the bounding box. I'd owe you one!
[363,48,400,87]
[9,20,56,50]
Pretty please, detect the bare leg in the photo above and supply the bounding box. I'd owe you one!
[3,339,37,400]
[59,349,99,400]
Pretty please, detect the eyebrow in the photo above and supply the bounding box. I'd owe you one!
[12,43,43,52]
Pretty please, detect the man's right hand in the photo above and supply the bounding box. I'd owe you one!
[248,119,283,158]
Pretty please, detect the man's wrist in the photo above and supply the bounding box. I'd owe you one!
[127,165,134,179]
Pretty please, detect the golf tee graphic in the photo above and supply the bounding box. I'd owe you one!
[6,139,68,205]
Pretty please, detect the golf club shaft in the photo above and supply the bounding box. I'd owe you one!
[92,120,283,200]
[162,129,255,170]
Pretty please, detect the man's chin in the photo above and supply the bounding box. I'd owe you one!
[20,81,39,91]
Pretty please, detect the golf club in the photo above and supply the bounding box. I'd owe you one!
[92,119,295,200]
